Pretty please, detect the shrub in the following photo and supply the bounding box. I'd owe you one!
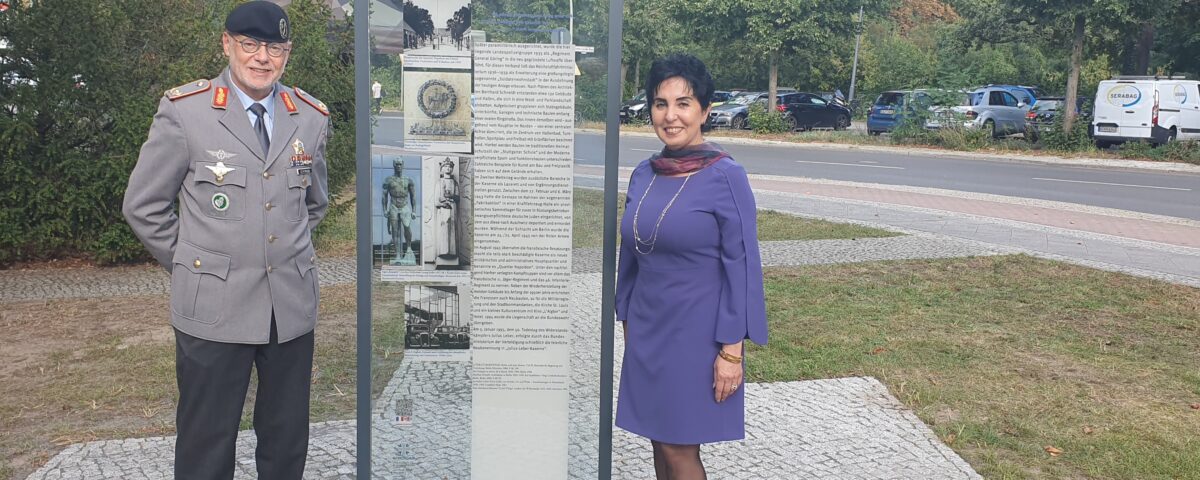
[1039,114,1094,152]
[748,104,789,134]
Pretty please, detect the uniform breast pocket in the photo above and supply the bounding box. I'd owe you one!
[194,162,249,221]
[285,169,311,222]
[170,241,231,325]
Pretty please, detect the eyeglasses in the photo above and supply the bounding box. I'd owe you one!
[232,36,291,58]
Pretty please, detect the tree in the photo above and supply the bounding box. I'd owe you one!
[447,6,471,49]
[403,0,435,42]
[665,0,887,111]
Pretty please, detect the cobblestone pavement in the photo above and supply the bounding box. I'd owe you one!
[27,271,981,480]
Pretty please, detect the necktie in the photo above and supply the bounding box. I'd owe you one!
[249,103,270,156]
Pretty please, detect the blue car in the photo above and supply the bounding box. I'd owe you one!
[867,90,934,135]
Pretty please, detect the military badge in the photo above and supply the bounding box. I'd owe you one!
[206,150,238,161]
[205,162,235,184]
[211,192,230,212]
[290,139,313,167]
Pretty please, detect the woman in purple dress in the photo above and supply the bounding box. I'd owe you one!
[615,54,768,479]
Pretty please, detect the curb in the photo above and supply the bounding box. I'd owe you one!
[575,128,1200,174]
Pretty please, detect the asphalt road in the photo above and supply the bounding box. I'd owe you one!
[373,116,1200,220]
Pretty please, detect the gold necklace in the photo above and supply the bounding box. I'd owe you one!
[632,173,691,255]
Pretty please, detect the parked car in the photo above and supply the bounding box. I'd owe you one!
[984,84,1045,107]
[778,92,853,130]
[432,326,459,348]
[1092,76,1200,147]
[710,90,732,107]
[619,91,648,124]
[709,91,767,129]
[867,90,936,135]
[405,323,432,348]
[929,86,1030,137]
[1023,96,1093,141]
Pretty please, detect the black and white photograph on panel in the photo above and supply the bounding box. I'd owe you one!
[401,0,473,57]
[372,152,423,270]
[421,156,473,270]
[403,283,472,362]
[402,66,473,153]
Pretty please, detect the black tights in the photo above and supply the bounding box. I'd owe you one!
[651,441,706,480]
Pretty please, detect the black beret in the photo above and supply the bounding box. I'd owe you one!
[225,1,290,43]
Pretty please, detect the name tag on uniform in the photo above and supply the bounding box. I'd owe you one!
[297,167,312,175]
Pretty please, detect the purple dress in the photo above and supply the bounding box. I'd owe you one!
[615,156,768,445]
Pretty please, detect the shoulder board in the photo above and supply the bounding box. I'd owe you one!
[293,87,330,116]
[165,80,211,101]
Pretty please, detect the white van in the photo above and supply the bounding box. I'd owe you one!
[1093,76,1200,147]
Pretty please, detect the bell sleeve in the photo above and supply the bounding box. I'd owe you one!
[714,163,768,345]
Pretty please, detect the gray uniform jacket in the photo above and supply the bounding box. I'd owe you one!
[123,69,331,344]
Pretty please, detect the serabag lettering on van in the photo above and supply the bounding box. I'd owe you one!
[1107,85,1142,107]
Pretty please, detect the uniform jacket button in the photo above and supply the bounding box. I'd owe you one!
[310,255,316,263]
[193,259,201,268]
[265,202,273,211]
[267,265,274,273]
[268,234,277,243]
[262,171,270,178]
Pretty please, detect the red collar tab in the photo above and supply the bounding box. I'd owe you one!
[280,91,299,115]
[212,87,229,110]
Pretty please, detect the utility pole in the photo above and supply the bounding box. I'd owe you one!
[848,5,864,110]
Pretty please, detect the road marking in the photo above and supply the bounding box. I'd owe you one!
[795,160,904,170]
[631,148,659,153]
[1032,177,1192,191]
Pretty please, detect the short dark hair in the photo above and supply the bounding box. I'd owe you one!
[645,53,716,111]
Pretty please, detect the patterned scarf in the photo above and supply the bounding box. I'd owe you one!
[648,142,729,175]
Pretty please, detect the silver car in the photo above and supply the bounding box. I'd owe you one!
[708,92,766,129]
[929,87,1030,137]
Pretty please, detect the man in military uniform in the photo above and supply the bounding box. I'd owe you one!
[122,2,330,478]
[382,157,417,264]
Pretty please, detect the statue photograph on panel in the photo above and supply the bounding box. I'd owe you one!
[421,156,473,269]
[372,153,422,268]
[383,157,419,265]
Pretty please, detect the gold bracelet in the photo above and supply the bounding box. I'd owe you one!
[717,349,743,364]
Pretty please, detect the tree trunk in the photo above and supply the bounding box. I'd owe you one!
[634,60,641,93]
[1135,22,1154,75]
[768,51,779,112]
[621,63,629,96]
[1063,14,1085,133]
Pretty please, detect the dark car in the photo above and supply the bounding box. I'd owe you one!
[1024,96,1093,141]
[432,326,459,348]
[778,92,853,131]
[619,91,648,124]
[405,323,432,348]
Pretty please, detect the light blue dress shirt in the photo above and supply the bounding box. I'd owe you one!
[229,81,275,142]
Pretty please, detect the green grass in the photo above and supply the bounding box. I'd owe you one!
[750,255,1200,479]
[572,188,896,248]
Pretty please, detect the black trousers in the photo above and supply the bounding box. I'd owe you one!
[174,319,314,480]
